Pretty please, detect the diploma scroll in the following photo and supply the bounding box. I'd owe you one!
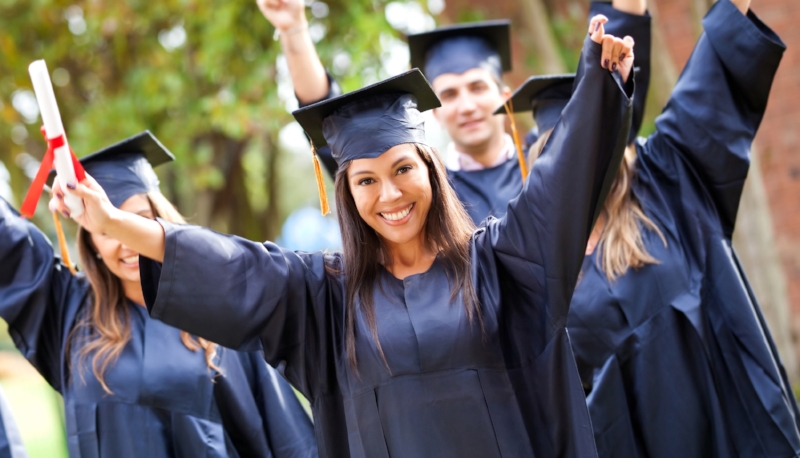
[28,60,84,217]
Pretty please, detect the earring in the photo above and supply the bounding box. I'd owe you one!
[96,253,102,260]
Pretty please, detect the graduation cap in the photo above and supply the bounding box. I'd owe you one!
[407,20,512,82]
[493,74,575,135]
[292,69,440,215]
[48,131,174,208]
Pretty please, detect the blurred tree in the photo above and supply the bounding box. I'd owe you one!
[0,0,398,241]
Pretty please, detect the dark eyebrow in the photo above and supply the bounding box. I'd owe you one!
[349,155,413,178]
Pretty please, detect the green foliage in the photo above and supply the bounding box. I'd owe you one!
[0,0,399,240]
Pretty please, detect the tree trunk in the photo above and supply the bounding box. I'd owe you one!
[733,150,798,380]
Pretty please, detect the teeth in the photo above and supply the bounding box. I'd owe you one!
[381,204,412,221]
[121,256,139,264]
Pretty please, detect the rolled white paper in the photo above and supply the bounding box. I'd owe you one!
[28,60,84,217]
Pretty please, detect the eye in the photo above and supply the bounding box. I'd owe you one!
[358,178,375,186]
[396,165,412,175]
[471,83,488,93]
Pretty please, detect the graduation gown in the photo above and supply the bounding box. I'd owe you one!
[0,198,318,458]
[567,2,799,456]
[0,385,27,458]
[140,36,633,458]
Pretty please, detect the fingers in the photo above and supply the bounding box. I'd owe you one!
[589,14,608,44]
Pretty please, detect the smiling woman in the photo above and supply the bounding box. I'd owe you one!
[55,18,635,457]
[0,132,318,457]
[335,142,477,369]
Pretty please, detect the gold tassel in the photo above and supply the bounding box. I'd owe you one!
[52,211,77,275]
[311,142,331,215]
[504,99,528,182]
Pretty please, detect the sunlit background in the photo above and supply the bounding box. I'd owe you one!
[2,0,800,455]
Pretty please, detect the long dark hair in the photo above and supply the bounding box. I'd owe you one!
[334,143,481,371]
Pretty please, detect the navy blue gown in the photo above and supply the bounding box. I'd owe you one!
[0,385,26,458]
[567,1,799,456]
[139,37,633,458]
[0,198,318,458]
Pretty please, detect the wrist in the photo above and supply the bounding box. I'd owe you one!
[275,19,309,40]
[103,206,127,237]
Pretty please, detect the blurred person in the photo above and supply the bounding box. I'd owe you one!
[505,0,798,456]
[0,132,318,457]
[54,21,634,457]
[0,384,28,458]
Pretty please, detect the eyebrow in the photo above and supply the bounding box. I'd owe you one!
[135,209,154,216]
[350,155,413,178]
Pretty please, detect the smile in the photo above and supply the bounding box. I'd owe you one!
[380,204,414,222]
[120,255,139,266]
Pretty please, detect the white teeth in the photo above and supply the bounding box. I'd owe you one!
[121,256,139,264]
[381,204,412,221]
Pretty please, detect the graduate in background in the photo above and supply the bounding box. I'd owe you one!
[504,0,798,455]
[259,0,650,226]
[0,385,28,458]
[0,132,318,458]
[53,20,634,457]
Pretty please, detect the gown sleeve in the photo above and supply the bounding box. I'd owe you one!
[0,197,87,392]
[480,36,633,343]
[641,0,785,236]
[140,221,341,401]
[214,351,317,458]
[588,1,651,142]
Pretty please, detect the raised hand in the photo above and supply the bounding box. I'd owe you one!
[589,15,635,83]
[49,174,118,235]
[256,0,307,32]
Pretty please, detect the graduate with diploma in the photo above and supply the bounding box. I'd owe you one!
[0,132,318,458]
[53,19,634,457]
[504,0,799,456]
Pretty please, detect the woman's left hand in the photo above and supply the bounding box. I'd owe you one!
[589,14,636,83]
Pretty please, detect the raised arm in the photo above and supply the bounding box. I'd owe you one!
[484,21,634,331]
[643,0,784,235]
[50,173,336,398]
[258,0,341,177]
[589,0,650,143]
[258,0,329,105]
[0,197,86,390]
[137,220,337,400]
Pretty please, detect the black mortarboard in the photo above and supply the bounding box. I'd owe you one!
[48,131,174,208]
[292,69,440,215]
[493,74,575,134]
[407,21,512,82]
[292,69,440,166]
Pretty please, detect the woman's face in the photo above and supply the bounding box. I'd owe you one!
[90,193,154,285]
[348,144,432,248]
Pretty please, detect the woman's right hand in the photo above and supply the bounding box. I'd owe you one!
[589,14,635,83]
[49,174,118,235]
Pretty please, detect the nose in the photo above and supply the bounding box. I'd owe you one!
[378,178,402,203]
[457,91,477,115]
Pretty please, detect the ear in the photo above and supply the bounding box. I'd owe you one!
[501,85,512,99]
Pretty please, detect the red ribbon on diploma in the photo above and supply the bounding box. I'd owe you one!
[20,126,86,218]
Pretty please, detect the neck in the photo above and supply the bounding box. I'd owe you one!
[456,131,507,168]
[123,280,146,308]
[383,235,437,280]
